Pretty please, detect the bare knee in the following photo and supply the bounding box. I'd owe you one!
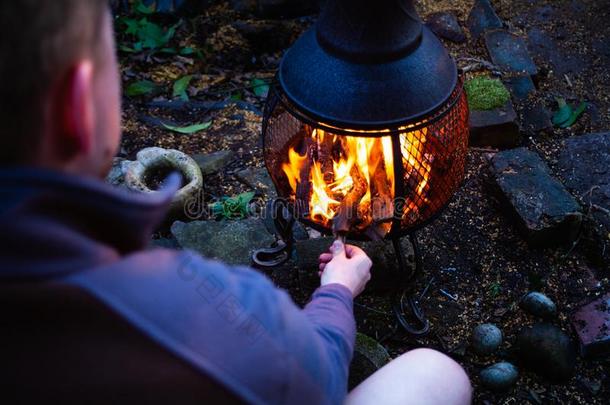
[348,348,472,405]
[397,348,472,404]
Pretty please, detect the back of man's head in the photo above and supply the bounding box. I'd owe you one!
[0,0,108,167]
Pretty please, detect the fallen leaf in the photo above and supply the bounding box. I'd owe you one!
[162,121,212,134]
[552,97,572,126]
[125,80,160,97]
[173,75,193,101]
[559,101,587,128]
[250,78,270,98]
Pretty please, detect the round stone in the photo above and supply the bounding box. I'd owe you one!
[515,323,577,382]
[472,323,503,355]
[520,292,557,319]
[480,362,519,391]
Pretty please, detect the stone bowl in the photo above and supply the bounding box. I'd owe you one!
[124,147,203,217]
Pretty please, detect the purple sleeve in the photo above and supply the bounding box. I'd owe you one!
[70,250,357,404]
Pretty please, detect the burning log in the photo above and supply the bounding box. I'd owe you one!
[333,160,368,235]
[316,130,335,184]
[296,136,315,217]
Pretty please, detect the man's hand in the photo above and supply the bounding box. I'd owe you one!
[318,241,372,297]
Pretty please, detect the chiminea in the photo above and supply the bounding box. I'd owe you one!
[255,0,469,335]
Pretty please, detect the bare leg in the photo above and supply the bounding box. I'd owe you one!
[346,348,472,405]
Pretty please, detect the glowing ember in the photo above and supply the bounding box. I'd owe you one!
[281,126,432,238]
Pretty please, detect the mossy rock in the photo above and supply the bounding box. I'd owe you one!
[465,76,511,111]
[348,333,391,389]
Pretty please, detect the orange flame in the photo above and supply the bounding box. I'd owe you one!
[282,125,431,236]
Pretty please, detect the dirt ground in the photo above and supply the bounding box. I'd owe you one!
[116,0,609,402]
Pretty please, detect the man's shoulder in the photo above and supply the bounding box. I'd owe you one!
[66,248,299,404]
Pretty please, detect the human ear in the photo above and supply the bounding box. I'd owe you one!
[57,61,95,158]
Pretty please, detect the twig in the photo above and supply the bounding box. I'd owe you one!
[439,289,458,302]
[469,147,499,153]
[419,276,435,301]
[457,57,503,76]
[564,74,573,88]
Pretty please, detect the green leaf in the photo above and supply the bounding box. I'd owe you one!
[162,121,212,134]
[180,47,196,55]
[173,75,193,101]
[250,78,270,97]
[135,1,155,15]
[123,18,141,35]
[158,47,178,54]
[230,92,243,101]
[559,101,587,128]
[209,192,256,219]
[125,80,160,97]
[552,98,573,126]
[119,44,136,53]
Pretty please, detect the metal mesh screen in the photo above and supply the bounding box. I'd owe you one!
[262,79,469,239]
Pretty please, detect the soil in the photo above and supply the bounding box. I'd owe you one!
[116,0,610,403]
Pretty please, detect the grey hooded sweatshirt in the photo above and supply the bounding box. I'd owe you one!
[0,168,355,404]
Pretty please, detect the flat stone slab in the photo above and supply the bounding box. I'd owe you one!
[490,148,582,246]
[193,150,234,176]
[236,167,277,199]
[521,102,552,134]
[469,101,521,149]
[485,30,538,76]
[426,12,466,43]
[467,0,503,40]
[171,218,275,266]
[295,236,415,294]
[571,293,610,359]
[503,75,536,101]
[557,132,610,269]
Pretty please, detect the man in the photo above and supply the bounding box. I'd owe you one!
[0,1,471,404]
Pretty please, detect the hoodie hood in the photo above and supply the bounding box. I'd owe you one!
[0,168,179,279]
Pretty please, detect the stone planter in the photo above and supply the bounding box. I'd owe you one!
[124,147,203,217]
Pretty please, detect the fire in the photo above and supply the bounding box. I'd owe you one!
[281,125,431,237]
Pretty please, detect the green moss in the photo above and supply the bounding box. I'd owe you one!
[464,76,511,111]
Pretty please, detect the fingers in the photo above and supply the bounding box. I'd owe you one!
[344,244,365,259]
[330,240,346,258]
[319,252,333,264]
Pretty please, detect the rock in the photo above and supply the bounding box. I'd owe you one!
[490,148,582,247]
[515,323,577,382]
[503,75,536,101]
[480,362,519,391]
[485,30,538,77]
[469,101,521,149]
[106,157,129,187]
[236,167,277,199]
[521,102,552,134]
[171,218,275,266]
[557,132,610,270]
[229,0,257,13]
[233,19,296,54]
[571,293,610,359]
[472,323,503,355]
[149,237,181,250]
[257,0,319,18]
[426,12,466,43]
[527,27,586,76]
[520,292,557,319]
[349,333,391,389]
[124,147,204,218]
[294,236,415,294]
[193,150,234,176]
[467,0,503,40]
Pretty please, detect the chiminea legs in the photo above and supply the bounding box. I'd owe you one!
[391,235,430,336]
[253,209,431,337]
